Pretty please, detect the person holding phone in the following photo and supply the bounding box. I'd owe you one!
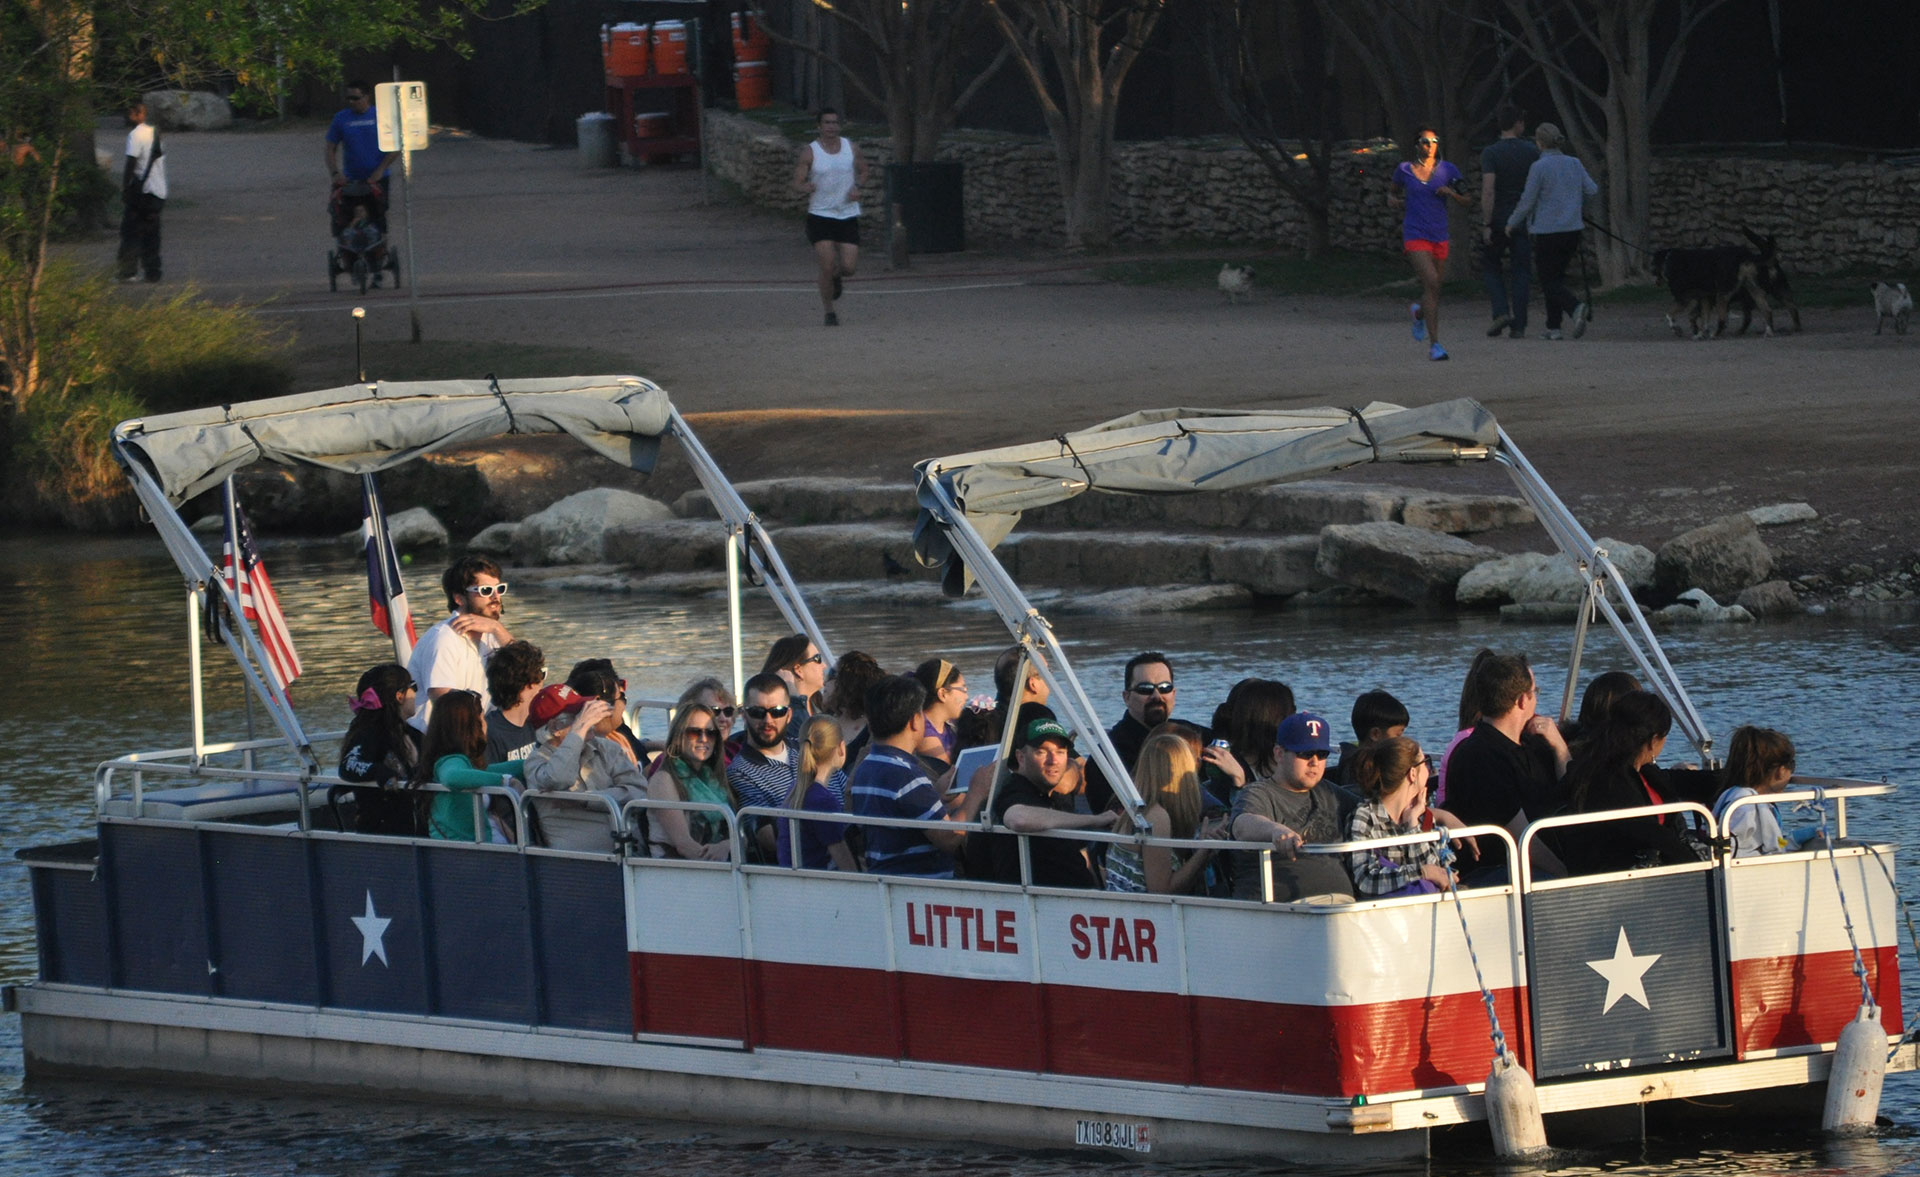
[1390,125,1473,361]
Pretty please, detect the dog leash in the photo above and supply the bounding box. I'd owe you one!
[1582,216,1656,257]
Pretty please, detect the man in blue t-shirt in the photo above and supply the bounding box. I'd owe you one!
[1478,103,1540,340]
[851,675,966,877]
[325,80,399,230]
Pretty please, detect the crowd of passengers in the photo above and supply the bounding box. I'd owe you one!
[334,555,1820,901]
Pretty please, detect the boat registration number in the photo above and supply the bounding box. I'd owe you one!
[1073,1119,1152,1153]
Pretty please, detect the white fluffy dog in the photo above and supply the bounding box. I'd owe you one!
[1217,263,1254,304]
[1872,281,1912,335]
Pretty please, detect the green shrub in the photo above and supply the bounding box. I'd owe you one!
[107,287,294,412]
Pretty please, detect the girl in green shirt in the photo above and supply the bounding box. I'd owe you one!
[413,689,523,842]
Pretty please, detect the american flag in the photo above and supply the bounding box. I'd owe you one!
[360,475,417,664]
[221,483,302,692]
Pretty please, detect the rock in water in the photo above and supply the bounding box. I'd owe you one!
[1655,514,1774,599]
[1735,579,1803,618]
[513,488,674,565]
[1314,522,1500,606]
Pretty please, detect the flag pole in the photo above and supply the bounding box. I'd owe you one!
[365,473,415,666]
[222,478,258,753]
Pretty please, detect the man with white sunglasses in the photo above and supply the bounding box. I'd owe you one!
[408,555,517,731]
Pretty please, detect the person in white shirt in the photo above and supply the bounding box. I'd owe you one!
[117,101,168,283]
[790,108,867,327]
[408,555,516,732]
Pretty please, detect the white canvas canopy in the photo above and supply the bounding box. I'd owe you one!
[911,398,1500,588]
[112,376,674,507]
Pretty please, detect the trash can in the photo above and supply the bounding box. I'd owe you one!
[884,161,965,254]
[576,112,617,168]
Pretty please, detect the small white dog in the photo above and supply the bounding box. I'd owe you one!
[1872,281,1911,335]
[1217,263,1255,304]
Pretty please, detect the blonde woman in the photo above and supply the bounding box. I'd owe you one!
[777,715,857,871]
[1104,733,1216,895]
[646,703,735,861]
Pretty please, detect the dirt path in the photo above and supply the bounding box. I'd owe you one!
[96,124,1920,582]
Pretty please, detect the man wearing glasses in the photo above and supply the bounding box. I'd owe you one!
[408,556,516,732]
[1084,651,1201,815]
[727,672,838,859]
[1228,713,1360,903]
[324,80,398,232]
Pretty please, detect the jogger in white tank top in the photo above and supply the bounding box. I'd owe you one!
[791,109,868,326]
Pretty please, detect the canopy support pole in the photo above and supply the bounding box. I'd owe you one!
[187,587,206,766]
[725,527,746,702]
[667,408,834,667]
[979,647,1029,826]
[921,477,1151,831]
[1559,570,1603,725]
[1492,430,1712,760]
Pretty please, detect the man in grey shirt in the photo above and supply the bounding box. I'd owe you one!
[1507,122,1600,340]
[1230,712,1360,902]
[1479,104,1539,339]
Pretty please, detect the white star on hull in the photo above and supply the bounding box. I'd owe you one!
[352,891,393,967]
[1587,926,1660,1013]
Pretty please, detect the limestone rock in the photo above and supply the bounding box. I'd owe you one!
[1002,531,1212,587]
[190,514,224,534]
[466,521,519,555]
[1456,553,1553,607]
[1735,579,1804,618]
[513,488,674,565]
[1655,514,1774,598]
[604,519,729,572]
[1207,535,1328,596]
[1054,584,1254,614]
[673,478,915,523]
[1498,602,1583,624]
[1399,492,1536,534]
[1505,538,1657,605]
[142,90,233,131]
[1247,481,1402,533]
[337,505,447,549]
[1746,502,1818,527]
[761,522,926,582]
[1314,522,1501,606]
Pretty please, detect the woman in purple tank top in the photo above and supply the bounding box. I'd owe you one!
[1389,126,1473,361]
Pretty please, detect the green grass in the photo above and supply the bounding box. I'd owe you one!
[1096,249,1415,296]
[292,338,641,388]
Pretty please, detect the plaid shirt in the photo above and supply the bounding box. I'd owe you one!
[1346,801,1443,897]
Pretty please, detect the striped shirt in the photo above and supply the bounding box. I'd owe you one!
[728,739,847,810]
[851,744,953,878]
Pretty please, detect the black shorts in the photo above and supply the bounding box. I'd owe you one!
[806,214,860,246]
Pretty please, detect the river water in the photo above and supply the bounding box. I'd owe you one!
[4,533,1919,1175]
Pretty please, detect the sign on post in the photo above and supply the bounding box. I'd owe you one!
[374,81,428,342]
[374,82,430,153]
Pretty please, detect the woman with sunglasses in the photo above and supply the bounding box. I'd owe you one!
[1390,125,1472,362]
[911,657,968,771]
[646,703,736,861]
[670,677,739,767]
[762,633,826,723]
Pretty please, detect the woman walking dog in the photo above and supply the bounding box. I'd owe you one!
[1390,126,1472,361]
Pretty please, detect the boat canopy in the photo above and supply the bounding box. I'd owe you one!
[911,398,1499,589]
[112,376,673,507]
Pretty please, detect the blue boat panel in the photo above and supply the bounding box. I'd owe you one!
[202,831,318,1004]
[314,839,430,1015]
[421,845,536,1023]
[31,867,109,988]
[101,823,212,996]
[529,856,631,1032]
[1527,868,1731,1077]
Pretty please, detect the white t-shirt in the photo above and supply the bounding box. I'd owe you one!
[126,123,167,200]
[407,613,501,731]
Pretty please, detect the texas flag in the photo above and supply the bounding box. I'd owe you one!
[360,475,417,665]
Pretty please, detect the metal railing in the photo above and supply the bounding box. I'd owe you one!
[1716,780,1892,848]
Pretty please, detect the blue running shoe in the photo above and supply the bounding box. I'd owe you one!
[1410,302,1426,342]
[1429,342,1449,361]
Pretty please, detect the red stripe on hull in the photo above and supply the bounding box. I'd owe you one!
[1731,946,1903,1056]
[631,951,1522,1096]
[630,951,748,1041]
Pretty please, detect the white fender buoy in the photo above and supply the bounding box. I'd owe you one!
[1485,1052,1550,1162]
[1823,1004,1886,1134]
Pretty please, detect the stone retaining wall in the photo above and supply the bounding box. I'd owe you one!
[705,111,1920,271]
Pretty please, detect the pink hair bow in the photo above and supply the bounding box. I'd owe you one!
[348,687,385,713]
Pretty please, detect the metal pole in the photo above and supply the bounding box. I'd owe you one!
[726,527,745,701]
[1559,572,1601,725]
[979,648,1029,826]
[187,587,206,766]
[352,306,366,381]
[401,138,421,343]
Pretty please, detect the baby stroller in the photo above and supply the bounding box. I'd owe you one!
[327,179,401,294]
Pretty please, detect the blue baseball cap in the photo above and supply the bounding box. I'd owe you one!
[1276,712,1332,754]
